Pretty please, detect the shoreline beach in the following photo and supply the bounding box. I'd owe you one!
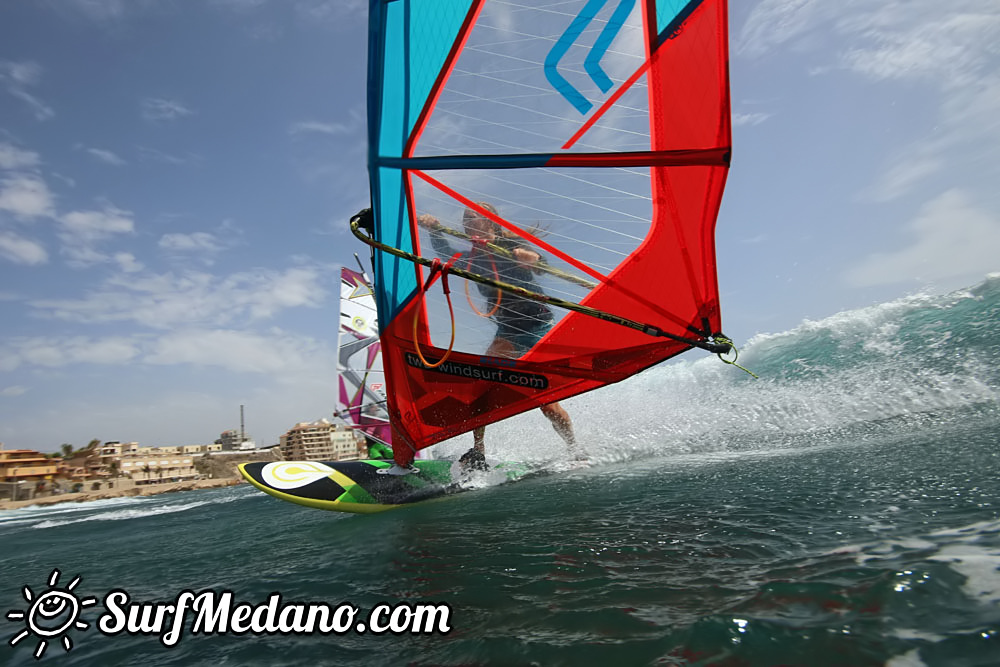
[0,477,244,511]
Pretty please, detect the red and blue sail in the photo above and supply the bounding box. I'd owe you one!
[366,0,732,465]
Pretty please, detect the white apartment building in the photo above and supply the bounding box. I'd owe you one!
[119,453,198,484]
[279,419,364,461]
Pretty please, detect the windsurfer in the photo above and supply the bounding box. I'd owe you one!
[417,203,579,469]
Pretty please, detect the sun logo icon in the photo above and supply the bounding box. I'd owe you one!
[6,569,97,660]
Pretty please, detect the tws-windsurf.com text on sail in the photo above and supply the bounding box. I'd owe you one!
[99,590,452,645]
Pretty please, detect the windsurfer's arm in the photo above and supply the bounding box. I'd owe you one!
[417,213,441,231]
[417,214,460,257]
[502,237,545,271]
[512,247,542,268]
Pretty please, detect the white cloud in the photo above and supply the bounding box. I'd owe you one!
[61,0,130,21]
[210,0,269,11]
[29,266,328,328]
[737,0,839,59]
[247,267,326,318]
[0,348,18,373]
[141,97,194,122]
[208,0,365,24]
[741,0,1000,202]
[60,244,113,269]
[0,328,332,378]
[0,232,48,265]
[0,174,56,219]
[741,0,1000,83]
[1,386,27,397]
[68,337,142,365]
[60,206,135,241]
[0,142,41,170]
[289,121,350,136]
[294,0,366,23]
[136,146,200,165]
[869,76,1000,201]
[51,172,76,188]
[159,231,223,252]
[114,252,144,273]
[844,189,1000,287]
[0,61,42,86]
[85,147,127,166]
[0,61,54,120]
[4,336,141,370]
[145,328,328,374]
[838,7,1000,87]
[55,206,136,268]
[10,89,55,121]
[0,170,51,265]
[733,112,771,126]
[869,154,943,204]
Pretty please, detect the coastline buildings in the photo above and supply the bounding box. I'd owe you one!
[216,429,256,451]
[216,405,257,451]
[0,444,60,502]
[0,444,59,484]
[118,449,198,484]
[278,419,365,461]
[0,441,215,501]
[1,427,275,502]
[87,441,214,483]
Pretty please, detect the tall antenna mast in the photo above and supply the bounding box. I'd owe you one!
[240,404,245,443]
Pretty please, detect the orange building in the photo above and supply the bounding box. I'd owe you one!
[0,445,59,483]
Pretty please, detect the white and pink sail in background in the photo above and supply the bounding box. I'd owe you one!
[337,267,392,447]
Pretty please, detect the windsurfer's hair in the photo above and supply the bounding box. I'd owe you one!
[463,201,501,237]
[463,201,498,221]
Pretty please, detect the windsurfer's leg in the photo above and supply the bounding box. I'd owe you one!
[484,336,517,359]
[540,402,574,445]
[540,402,585,460]
[459,336,514,471]
[460,429,489,471]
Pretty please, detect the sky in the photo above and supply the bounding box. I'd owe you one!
[1,0,998,453]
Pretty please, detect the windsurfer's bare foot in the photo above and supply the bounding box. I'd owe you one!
[459,447,489,472]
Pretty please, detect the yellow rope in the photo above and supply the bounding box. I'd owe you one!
[712,335,759,379]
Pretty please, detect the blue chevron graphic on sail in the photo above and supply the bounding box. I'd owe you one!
[544,0,636,114]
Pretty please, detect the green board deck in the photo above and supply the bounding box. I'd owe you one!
[238,458,527,514]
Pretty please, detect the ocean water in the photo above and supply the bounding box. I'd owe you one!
[2,276,999,666]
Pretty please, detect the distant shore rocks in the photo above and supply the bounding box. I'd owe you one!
[0,477,243,511]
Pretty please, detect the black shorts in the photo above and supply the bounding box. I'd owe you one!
[495,314,554,354]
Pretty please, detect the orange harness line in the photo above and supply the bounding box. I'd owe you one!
[412,255,460,368]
